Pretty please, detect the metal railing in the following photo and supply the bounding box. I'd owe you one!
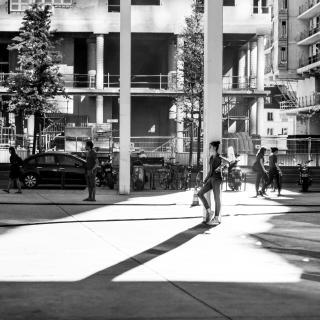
[299,0,320,15]
[299,54,320,68]
[223,76,256,90]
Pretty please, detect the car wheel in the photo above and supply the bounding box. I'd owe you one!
[24,173,38,189]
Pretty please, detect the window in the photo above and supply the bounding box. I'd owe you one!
[267,112,274,121]
[281,21,287,38]
[223,0,235,6]
[108,0,161,12]
[267,128,274,136]
[37,155,56,165]
[57,155,82,167]
[281,128,288,135]
[9,0,72,12]
[265,96,272,104]
[280,47,287,63]
[280,0,287,10]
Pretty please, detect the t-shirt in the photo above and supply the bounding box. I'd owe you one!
[86,150,97,171]
[208,154,222,180]
[256,153,265,172]
[269,154,278,172]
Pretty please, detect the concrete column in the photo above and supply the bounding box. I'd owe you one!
[168,37,177,72]
[96,34,104,90]
[246,43,251,79]
[256,35,265,136]
[250,41,257,83]
[249,41,258,135]
[87,37,96,89]
[203,0,223,208]
[96,96,104,125]
[119,0,131,195]
[250,101,257,135]
[27,115,34,136]
[176,105,184,153]
[238,48,247,89]
[95,34,104,124]
[87,37,96,73]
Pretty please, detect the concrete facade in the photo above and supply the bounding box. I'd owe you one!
[0,0,272,144]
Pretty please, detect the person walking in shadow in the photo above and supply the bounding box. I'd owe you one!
[83,140,98,202]
[197,141,223,226]
[3,146,23,194]
[262,147,282,197]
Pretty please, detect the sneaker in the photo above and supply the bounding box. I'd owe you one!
[15,191,22,194]
[204,210,214,223]
[3,189,9,194]
[83,198,91,201]
[207,217,221,226]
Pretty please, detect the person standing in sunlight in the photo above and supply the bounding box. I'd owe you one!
[197,141,223,226]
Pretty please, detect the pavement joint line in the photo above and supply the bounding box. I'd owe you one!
[0,202,177,206]
[0,216,203,228]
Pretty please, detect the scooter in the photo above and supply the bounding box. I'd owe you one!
[227,155,245,191]
[298,160,313,192]
[96,159,115,189]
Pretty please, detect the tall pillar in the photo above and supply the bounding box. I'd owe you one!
[203,0,223,208]
[96,34,104,89]
[246,43,251,79]
[250,41,257,83]
[238,48,247,89]
[95,34,104,124]
[119,0,131,195]
[168,37,177,72]
[256,35,265,136]
[27,115,35,136]
[249,41,258,135]
[87,37,96,74]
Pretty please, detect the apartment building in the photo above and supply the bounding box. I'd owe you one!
[0,0,271,153]
[266,0,320,136]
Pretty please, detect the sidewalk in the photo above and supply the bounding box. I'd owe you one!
[0,185,319,319]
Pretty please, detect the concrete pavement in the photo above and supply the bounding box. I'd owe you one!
[0,185,319,319]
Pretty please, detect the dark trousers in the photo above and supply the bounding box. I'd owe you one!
[255,171,268,194]
[263,170,282,193]
[197,178,222,216]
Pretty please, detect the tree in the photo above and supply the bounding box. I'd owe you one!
[175,0,204,168]
[5,4,66,154]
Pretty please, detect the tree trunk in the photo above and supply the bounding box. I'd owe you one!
[188,121,194,167]
[197,111,202,170]
[32,114,38,155]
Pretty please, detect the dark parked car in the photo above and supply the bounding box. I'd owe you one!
[22,152,87,188]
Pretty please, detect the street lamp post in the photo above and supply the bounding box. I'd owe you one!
[203,0,223,206]
[119,0,131,194]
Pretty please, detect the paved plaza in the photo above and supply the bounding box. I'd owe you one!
[0,185,319,319]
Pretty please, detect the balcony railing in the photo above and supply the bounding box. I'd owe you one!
[299,54,320,68]
[223,76,256,90]
[299,25,320,41]
[0,73,175,91]
[1,73,260,91]
[280,92,320,110]
[299,0,320,16]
